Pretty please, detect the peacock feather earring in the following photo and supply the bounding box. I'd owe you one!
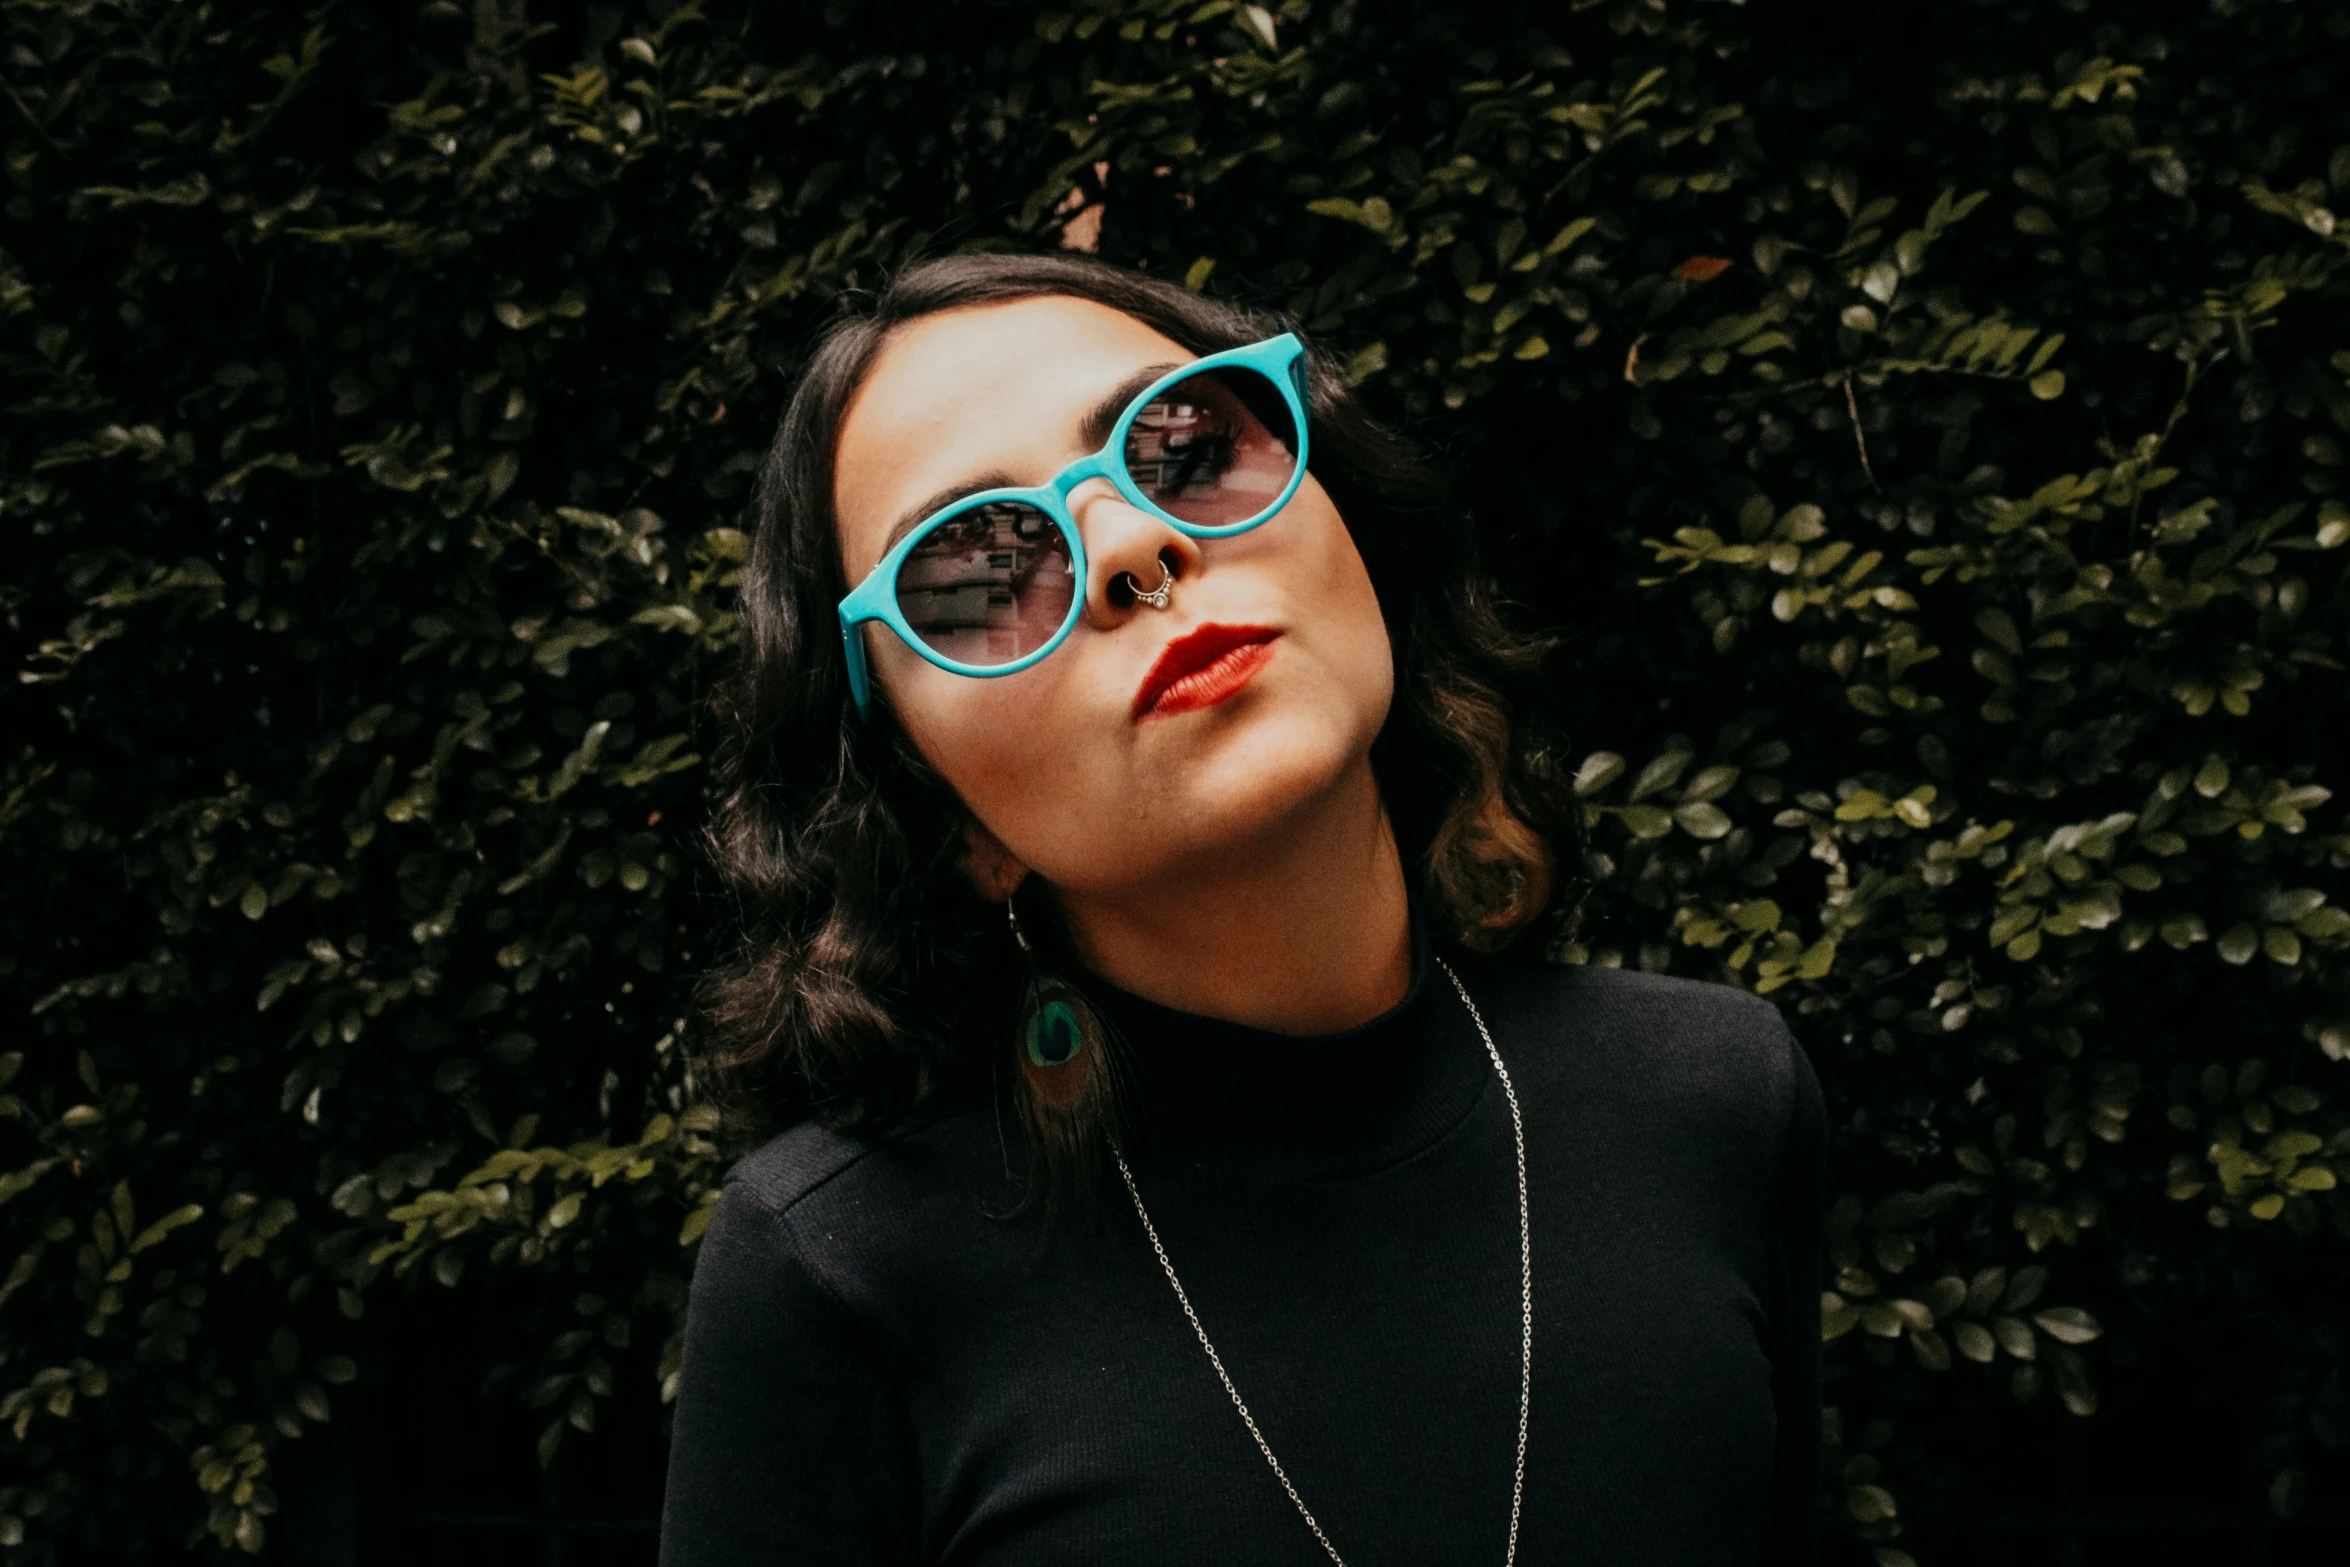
[1007,896,1115,1200]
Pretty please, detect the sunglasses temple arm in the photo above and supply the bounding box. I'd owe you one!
[841,618,875,719]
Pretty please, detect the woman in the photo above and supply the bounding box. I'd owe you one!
[661,252,1824,1566]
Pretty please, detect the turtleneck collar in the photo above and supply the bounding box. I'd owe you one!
[1073,908,1492,1181]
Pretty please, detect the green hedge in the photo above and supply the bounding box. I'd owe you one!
[3,0,2347,1558]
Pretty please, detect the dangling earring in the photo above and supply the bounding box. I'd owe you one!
[1008,899,1098,1104]
[1007,898,1114,1190]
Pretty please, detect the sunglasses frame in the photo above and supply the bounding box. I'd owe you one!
[836,332,1312,718]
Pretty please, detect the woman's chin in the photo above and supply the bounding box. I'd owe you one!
[1144,702,1374,845]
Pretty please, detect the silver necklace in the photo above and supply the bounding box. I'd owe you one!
[1110,956,1532,1567]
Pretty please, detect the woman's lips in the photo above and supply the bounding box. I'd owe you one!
[1132,623,1281,720]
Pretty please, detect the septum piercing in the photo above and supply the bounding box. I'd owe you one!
[1123,560,1175,610]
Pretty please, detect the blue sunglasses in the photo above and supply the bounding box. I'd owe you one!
[837,333,1312,717]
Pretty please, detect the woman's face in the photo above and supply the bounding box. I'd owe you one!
[832,296,1394,900]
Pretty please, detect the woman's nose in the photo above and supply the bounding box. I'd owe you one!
[1071,484,1202,626]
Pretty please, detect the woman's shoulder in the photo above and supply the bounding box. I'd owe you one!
[1456,952,1814,1151]
[716,1099,1008,1243]
[722,1117,893,1220]
[697,1103,1042,1327]
[1536,958,1793,1044]
[1461,950,1794,1050]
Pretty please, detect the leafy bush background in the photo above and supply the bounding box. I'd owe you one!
[4,0,2348,1559]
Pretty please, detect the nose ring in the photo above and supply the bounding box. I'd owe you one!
[1122,560,1175,610]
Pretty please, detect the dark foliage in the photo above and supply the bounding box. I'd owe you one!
[2,0,2345,1559]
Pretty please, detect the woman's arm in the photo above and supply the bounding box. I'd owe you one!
[1759,1026,1827,1565]
[659,1179,915,1566]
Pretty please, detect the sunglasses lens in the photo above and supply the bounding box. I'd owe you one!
[893,502,1076,669]
[1122,365,1300,530]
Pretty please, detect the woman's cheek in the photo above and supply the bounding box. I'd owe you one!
[902,672,1100,860]
[1351,575,1397,722]
[1298,511,1393,731]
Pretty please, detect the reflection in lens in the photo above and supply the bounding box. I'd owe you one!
[893,502,1076,667]
[1123,366,1300,530]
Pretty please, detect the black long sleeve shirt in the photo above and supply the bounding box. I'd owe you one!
[660,942,1826,1565]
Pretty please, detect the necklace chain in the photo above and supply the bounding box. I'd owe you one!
[1110,956,1531,1567]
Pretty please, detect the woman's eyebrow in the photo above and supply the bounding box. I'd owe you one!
[1079,363,1181,449]
[879,472,1017,555]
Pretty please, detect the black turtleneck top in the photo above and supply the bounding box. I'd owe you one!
[659,941,1825,1566]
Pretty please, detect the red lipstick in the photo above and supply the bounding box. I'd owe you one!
[1132,623,1281,720]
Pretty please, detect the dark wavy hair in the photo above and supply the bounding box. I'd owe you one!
[696,252,1582,1182]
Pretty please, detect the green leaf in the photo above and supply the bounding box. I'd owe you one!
[128,1204,205,1254]
[1681,765,1741,803]
[1626,748,1693,802]
[0,1159,61,1209]
[1674,801,1733,839]
[1572,752,1626,796]
[1619,804,1674,839]
[2032,1306,2102,1345]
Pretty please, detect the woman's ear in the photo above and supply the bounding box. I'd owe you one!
[961,814,1029,903]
